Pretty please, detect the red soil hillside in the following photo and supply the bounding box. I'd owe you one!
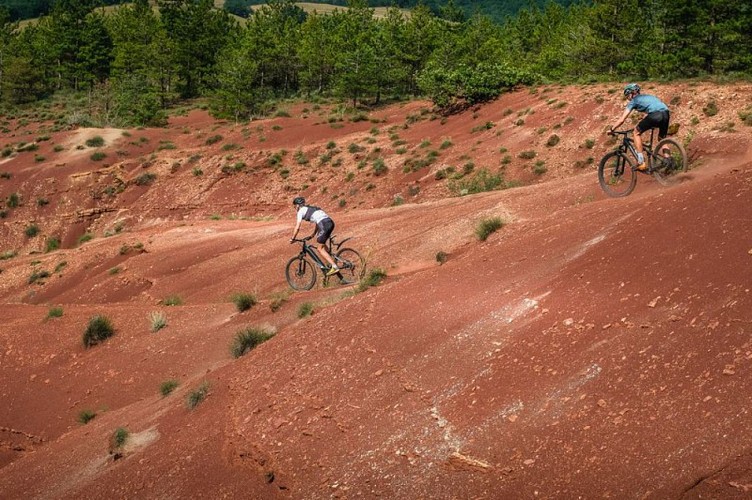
[1,82,751,498]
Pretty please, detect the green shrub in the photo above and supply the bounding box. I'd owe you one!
[448,168,505,196]
[518,150,537,160]
[372,158,387,176]
[232,293,257,312]
[475,217,504,241]
[205,134,223,145]
[584,138,595,149]
[230,327,275,359]
[90,151,106,161]
[297,302,314,318]
[546,135,560,147]
[78,233,94,245]
[163,295,183,306]
[46,306,63,319]
[436,251,448,265]
[186,381,210,409]
[738,107,752,126]
[160,379,179,396]
[150,311,167,332]
[7,192,20,208]
[45,237,60,253]
[25,224,40,238]
[269,290,290,312]
[36,197,49,207]
[703,100,718,117]
[1,250,17,260]
[82,315,115,348]
[533,161,547,175]
[134,173,156,186]
[85,136,105,147]
[78,409,96,424]
[356,268,387,292]
[0,171,11,179]
[28,269,50,284]
[110,427,129,449]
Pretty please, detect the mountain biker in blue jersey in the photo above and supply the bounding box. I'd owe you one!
[609,83,670,171]
[290,197,339,276]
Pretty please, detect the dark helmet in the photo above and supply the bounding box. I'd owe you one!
[292,197,305,206]
[623,83,640,97]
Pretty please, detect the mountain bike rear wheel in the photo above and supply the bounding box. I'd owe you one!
[335,248,366,283]
[598,151,636,197]
[285,256,317,290]
[651,138,688,187]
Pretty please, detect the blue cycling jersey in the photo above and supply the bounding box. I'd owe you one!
[627,94,669,113]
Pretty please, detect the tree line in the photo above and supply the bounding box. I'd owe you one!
[1,0,750,126]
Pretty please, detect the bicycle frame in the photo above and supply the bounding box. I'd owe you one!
[296,239,328,270]
[616,129,655,166]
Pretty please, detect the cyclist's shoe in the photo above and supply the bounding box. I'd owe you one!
[326,266,340,276]
[635,161,648,172]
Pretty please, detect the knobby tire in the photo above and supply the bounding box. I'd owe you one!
[285,255,317,291]
[598,151,637,197]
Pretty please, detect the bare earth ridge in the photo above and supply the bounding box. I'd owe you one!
[0,82,751,498]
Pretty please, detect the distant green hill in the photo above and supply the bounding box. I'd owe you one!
[239,0,578,22]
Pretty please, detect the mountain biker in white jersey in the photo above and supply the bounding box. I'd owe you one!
[290,197,339,276]
[609,83,671,171]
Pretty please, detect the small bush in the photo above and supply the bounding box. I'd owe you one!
[518,150,537,160]
[0,171,11,179]
[269,290,290,312]
[205,134,223,145]
[163,295,183,306]
[25,224,40,238]
[85,136,105,147]
[36,198,49,207]
[436,251,448,265]
[160,379,179,396]
[44,236,59,253]
[82,315,115,348]
[90,151,106,161]
[1,250,17,260]
[78,233,94,245]
[372,158,387,176]
[187,381,210,409]
[134,173,156,186]
[475,217,504,241]
[47,306,63,319]
[232,293,257,312]
[533,161,548,175]
[110,427,129,450]
[297,302,314,318]
[546,135,560,147]
[192,167,203,176]
[738,107,752,126]
[150,311,167,332]
[230,327,275,358]
[703,100,718,117]
[356,268,387,292]
[28,269,50,284]
[7,192,20,208]
[78,409,96,424]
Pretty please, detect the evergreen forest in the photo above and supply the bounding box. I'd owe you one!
[0,0,750,127]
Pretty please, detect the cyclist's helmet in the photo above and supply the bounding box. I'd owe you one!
[292,196,305,206]
[623,83,640,97]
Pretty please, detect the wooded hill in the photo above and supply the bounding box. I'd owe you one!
[1,0,750,127]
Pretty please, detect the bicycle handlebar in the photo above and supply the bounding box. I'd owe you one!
[290,236,313,243]
[608,129,634,136]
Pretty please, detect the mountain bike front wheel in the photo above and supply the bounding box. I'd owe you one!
[651,138,688,187]
[335,248,366,282]
[285,256,317,290]
[598,151,637,197]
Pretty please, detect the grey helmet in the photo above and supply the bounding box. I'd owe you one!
[623,83,641,97]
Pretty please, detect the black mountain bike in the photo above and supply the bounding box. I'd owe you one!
[286,235,366,291]
[598,129,687,197]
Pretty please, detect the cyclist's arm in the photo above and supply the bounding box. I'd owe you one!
[610,108,632,132]
[291,218,303,240]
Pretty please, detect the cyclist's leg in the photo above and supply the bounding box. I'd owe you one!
[315,219,337,270]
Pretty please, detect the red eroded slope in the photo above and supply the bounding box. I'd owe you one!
[0,83,751,498]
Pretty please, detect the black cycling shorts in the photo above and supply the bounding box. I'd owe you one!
[637,110,670,140]
[316,218,335,244]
